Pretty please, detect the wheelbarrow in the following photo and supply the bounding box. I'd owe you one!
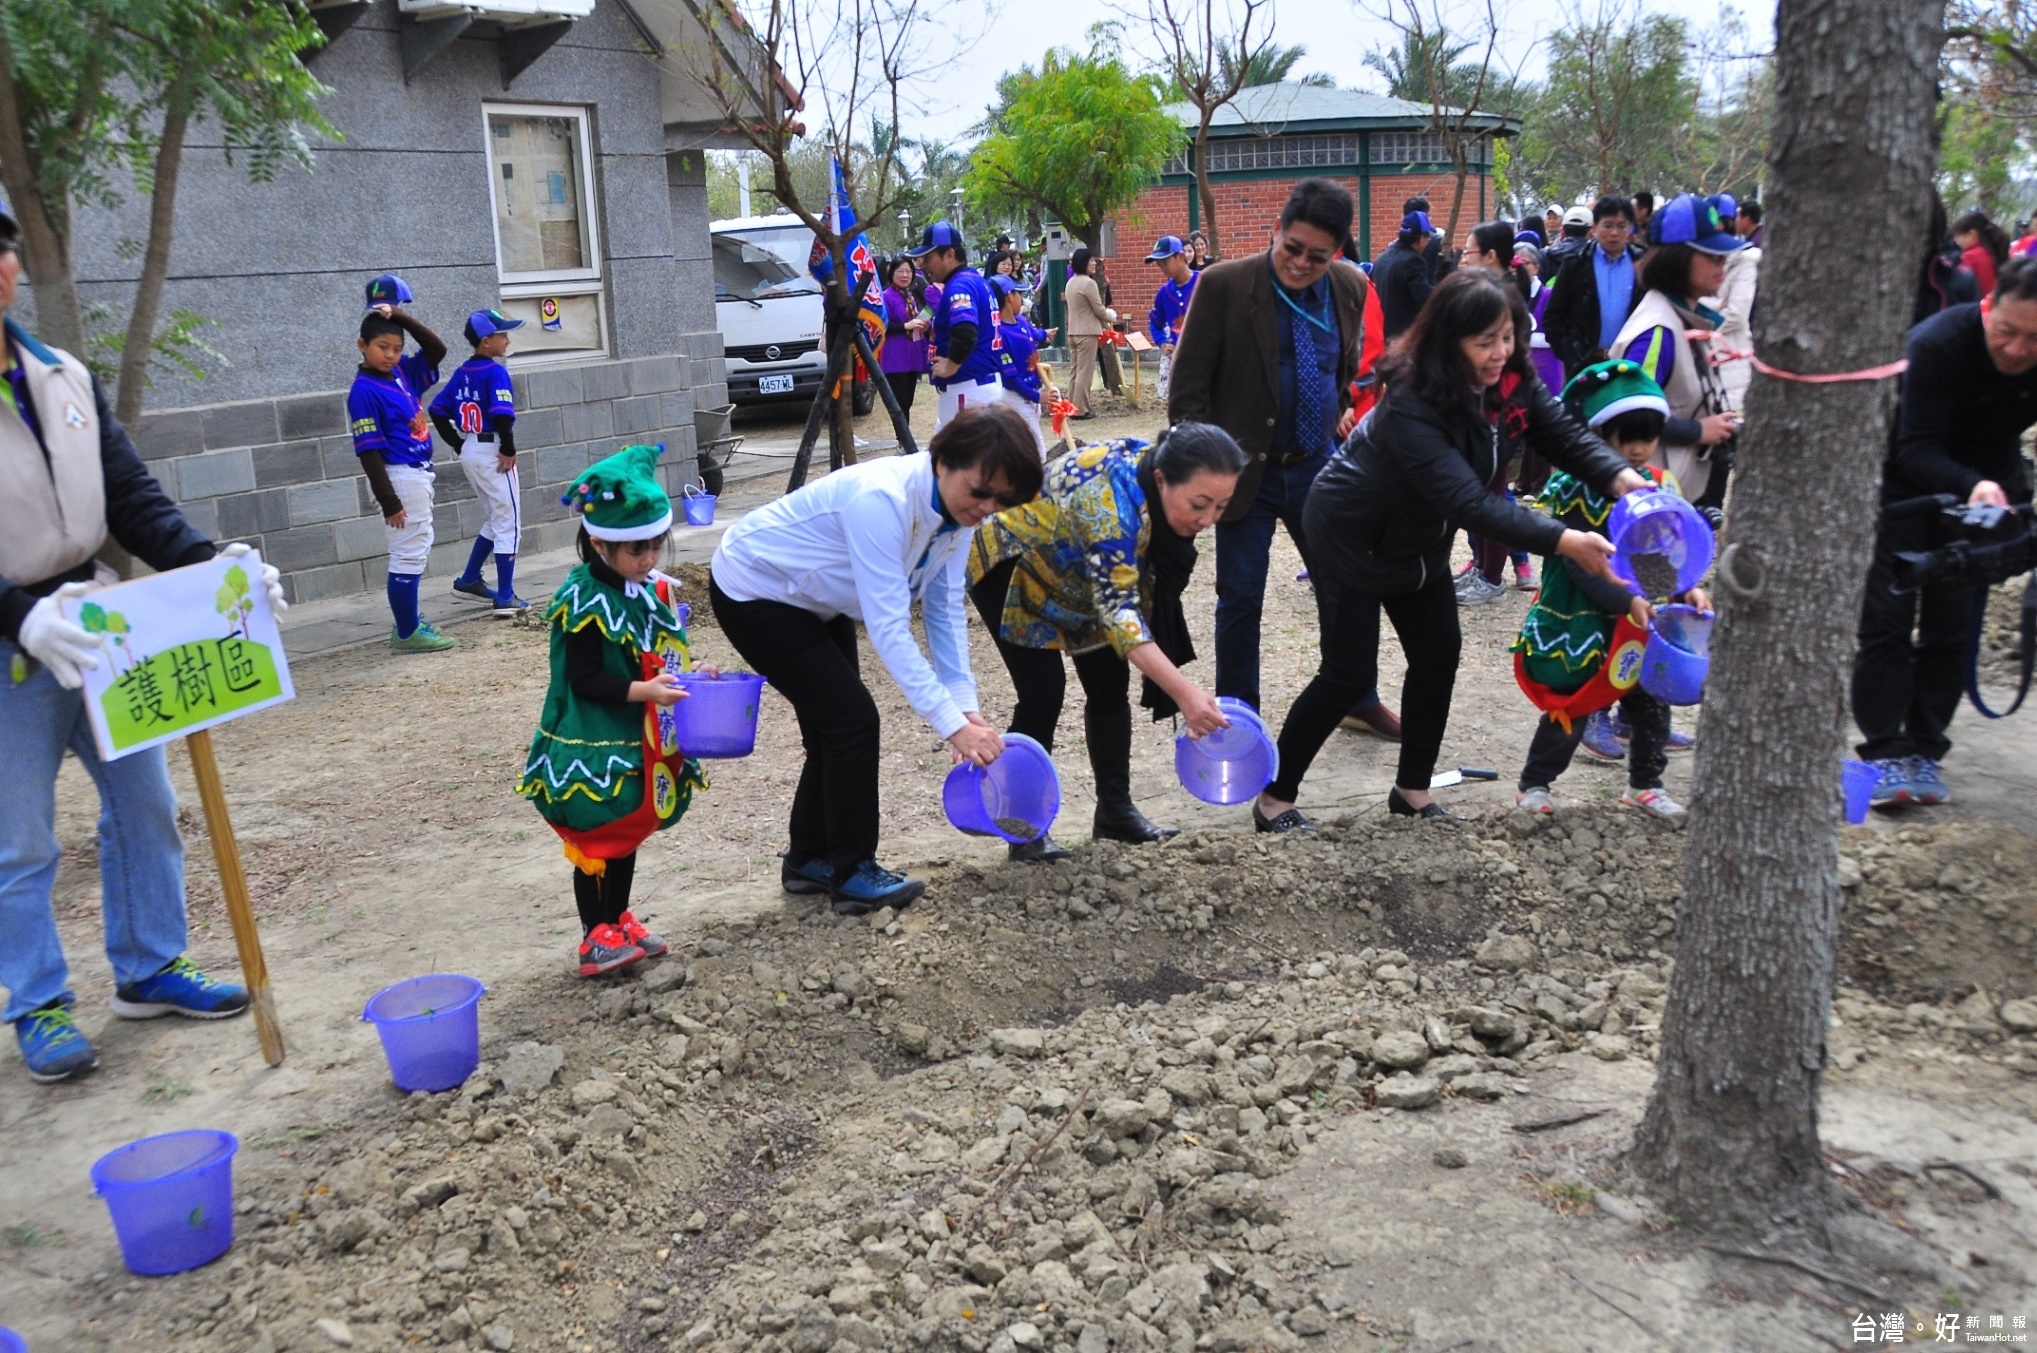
[693,404,744,497]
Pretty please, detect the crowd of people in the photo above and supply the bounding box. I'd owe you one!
[5,174,2034,1085]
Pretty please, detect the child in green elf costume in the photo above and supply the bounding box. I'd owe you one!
[1511,362,1712,821]
[517,444,713,976]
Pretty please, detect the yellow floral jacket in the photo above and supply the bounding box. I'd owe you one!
[967,439,1154,656]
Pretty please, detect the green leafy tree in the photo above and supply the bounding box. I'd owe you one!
[0,0,332,423]
[967,43,1183,252]
[216,565,253,638]
[1511,1,1696,202]
[1939,0,2037,217]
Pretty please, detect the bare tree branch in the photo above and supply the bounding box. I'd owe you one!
[1143,0,1273,256]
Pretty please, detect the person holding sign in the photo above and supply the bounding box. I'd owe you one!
[518,445,711,978]
[0,198,285,1084]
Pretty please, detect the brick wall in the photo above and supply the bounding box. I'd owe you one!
[1106,171,1497,333]
[131,336,728,605]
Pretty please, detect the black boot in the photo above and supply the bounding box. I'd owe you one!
[1092,777,1178,843]
[1009,835,1072,863]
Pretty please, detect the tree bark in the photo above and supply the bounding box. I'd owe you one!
[117,89,193,427]
[1194,118,1220,258]
[0,32,87,357]
[1624,0,1942,1245]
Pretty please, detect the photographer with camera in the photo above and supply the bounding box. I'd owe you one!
[1853,254,2037,808]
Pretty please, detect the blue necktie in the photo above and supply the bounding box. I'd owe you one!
[1290,296,1324,454]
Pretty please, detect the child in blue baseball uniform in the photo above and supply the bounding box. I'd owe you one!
[349,274,450,652]
[991,274,1057,457]
[907,222,1004,430]
[431,308,528,615]
[1144,235,1198,401]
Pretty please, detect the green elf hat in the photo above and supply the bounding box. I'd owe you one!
[1560,360,1670,429]
[561,443,672,540]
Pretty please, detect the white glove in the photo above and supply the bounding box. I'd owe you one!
[18,582,100,689]
[217,542,288,613]
[1104,307,1118,322]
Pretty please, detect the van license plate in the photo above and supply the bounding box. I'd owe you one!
[759,374,795,394]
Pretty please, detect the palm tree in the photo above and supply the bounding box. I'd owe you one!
[1220,43,1335,88]
[1364,30,1482,107]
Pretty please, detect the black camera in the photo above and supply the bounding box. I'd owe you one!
[1888,498,2037,593]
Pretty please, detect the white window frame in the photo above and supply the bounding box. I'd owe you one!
[481,101,604,288]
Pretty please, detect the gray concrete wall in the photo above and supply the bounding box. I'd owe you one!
[132,336,727,605]
[18,0,734,604]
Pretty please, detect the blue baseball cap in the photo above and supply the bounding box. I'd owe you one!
[904,222,965,258]
[1144,235,1186,262]
[1401,210,1433,236]
[466,307,525,339]
[364,273,414,310]
[988,273,1032,301]
[1651,193,1745,256]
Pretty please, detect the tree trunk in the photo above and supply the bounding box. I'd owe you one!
[0,36,86,357]
[1442,148,1470,255]
[116,90,193,427]
[1624,0,1942,1246]
[1194,119,1220,258]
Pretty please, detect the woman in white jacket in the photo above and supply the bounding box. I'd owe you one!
[1703,194,1761,410]
[708,405,1043,914]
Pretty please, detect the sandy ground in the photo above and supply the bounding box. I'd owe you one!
[2,390,2033,1352]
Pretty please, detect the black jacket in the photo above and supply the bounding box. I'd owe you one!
[1913,246,1979,327]
[0,353,215,642]
[1883,303,2037,505]
[1305,371,1631,596]
[1369,240,1434,339]
[1541,243,1642,377]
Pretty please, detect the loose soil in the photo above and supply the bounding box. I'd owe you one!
[4,396,2035,1353]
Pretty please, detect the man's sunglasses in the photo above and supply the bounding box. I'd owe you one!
[1276,235,1335,268]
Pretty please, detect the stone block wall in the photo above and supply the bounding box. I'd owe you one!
[132,335,727,604]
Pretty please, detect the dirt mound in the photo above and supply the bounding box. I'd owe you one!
[62,810,2037,1353]
[1839,819,2037,1007]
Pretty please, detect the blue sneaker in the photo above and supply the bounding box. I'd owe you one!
[1579,711,1626,762]
[1665,727,1695,753]
[1867,757,1916,809]
[452,577,493,603]
[780,853,834,896]
[491,593,532,618]
[1908,756,1950,806]
[830,860,925,916]
[110,956,249,1021]
[15,1002,98,1083]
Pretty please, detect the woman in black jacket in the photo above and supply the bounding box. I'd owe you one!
[1253,270,1644,830]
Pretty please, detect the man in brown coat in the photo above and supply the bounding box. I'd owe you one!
[1168,179,1399,738]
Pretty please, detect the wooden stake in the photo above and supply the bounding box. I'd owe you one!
[185,728,285,1066]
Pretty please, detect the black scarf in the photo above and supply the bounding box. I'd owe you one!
[1137,450,1200,719]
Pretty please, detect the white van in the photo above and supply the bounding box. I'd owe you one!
[711,214,877,411]
[712,214,829,405]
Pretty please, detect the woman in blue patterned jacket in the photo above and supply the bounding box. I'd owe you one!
[967,426,1243,860]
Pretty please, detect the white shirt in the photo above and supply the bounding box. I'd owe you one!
[711,454,978,738]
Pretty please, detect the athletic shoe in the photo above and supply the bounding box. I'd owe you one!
[110,956,249,1020]
[578,924,644,977]
[1512,561,1538,591]
[452,577,494,603]
[780,854,833,895]
[1457,574,1506,606]
[1621,787,1687,820]
[14,1002,98,1083]
[830,860,925,916]
[1515,787,1555,814]
[390,621,455,653]
[1867,757,1916,809]
[491,594,532,618]
[616,910,668,959]
[1578,711,1625,761]
[1908,756,1950,806]
[1665,728,1695,753]
[1452,561,1479,585]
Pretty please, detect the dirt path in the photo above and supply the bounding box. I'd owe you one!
[3,391,2033,1352]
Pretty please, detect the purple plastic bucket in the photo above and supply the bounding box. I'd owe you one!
[1842,759,1880,825]
[363,974,484,1093]
[1608,489,1715,598]
[682,485,716,526]
[90,1129,238,1276]
[671,671,765,758]
[1176,699,1278,806]
[0,1327,24,1352]
[1639,606,1712,706]
[942,733,1061,844]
